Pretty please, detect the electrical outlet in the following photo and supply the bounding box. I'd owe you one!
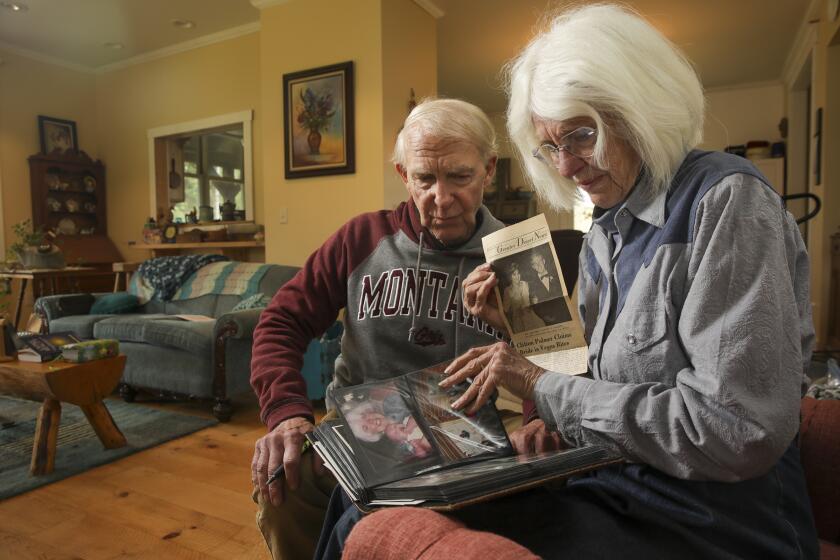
[279,207,288,224]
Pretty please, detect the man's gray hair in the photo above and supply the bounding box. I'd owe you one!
[506,4,705,210]
[393,98,498,166]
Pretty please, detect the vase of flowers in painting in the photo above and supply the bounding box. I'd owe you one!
[298,87,335,155]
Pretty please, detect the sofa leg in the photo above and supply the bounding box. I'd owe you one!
[120,384,137,403]
[213,399,233,422]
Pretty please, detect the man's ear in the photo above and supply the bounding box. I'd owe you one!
[483,156,498,188]
[396,163,409,185]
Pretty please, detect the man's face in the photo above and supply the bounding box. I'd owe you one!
[397,131,496,247]
[531,254,547,274]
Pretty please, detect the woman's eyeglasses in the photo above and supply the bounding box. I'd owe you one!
[532,126,597,165]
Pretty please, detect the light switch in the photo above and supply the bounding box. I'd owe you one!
[279,207,288,224]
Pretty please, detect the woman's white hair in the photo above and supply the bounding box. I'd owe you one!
[506,3,705,210]
[344,402,383,443]
[393,98,498,166]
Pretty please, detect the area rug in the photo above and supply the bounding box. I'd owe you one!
[0,396,218,500]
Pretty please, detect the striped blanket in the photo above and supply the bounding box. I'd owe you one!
[173,261,271,300]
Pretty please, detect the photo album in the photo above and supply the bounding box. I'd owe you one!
[308,362,619,511]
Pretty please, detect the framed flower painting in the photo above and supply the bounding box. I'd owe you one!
[283,61,355,179]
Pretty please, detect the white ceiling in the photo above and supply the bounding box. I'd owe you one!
[0,0,259,69]
[0,0,810,112]
[436,0,811,112]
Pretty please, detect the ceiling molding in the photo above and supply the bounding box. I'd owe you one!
[413,0,444,19]
[249,0,293,9]
[96,21,260,74]
[0,40,96,74]
[782,22,817,89]
[704,79,784,94]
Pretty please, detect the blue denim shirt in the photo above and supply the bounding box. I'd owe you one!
[533,151,818,557]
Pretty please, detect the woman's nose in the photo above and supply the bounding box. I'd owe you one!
[552,150,586,178]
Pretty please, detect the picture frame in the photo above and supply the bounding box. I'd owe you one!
[37,115,78,155]
[283,61,355,179]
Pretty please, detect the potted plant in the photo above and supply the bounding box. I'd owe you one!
[9,219,65,269]
[297,87,336,155]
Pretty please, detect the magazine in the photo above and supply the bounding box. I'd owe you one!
[482,213,588,374]
[15,331,82,362]
[308,362,620,510]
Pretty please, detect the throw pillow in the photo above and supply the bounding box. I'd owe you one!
[231,292,270,311]
[90,293,140,315]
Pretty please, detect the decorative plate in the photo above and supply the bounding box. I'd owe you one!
[45,174,59,189]
[83,175,97,193]
[65,198,80,213]
[57,218,77,235]
[46,197,62,212]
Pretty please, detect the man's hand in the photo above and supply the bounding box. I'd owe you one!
[252,416,321,507]
[509,419,564,455]
[462,263,508,333]
[440,342,546,414]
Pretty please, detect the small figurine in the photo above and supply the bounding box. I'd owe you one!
[187,207,198,224]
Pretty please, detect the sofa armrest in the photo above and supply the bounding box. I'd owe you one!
[214,308,264,340]
[35,293,104,322]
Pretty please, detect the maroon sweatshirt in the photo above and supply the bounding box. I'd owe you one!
[251,200,510,430]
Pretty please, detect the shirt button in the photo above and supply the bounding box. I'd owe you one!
[627,334,637,345]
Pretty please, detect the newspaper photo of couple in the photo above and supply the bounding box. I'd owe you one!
[495,243,572,334]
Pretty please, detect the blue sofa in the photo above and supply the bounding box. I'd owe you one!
[34,261,307,421]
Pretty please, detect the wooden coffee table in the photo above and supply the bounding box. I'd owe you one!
[0,355,127,475]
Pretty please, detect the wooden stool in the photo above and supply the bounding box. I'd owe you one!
[0,356,128,475]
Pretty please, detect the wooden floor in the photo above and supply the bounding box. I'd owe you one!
[0,394,274,559]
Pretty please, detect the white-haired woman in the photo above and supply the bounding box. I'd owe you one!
[440,4,818,558]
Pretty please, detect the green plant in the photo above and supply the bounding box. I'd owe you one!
[9,219,46,260]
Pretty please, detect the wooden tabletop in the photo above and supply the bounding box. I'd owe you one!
[0,355,127,406]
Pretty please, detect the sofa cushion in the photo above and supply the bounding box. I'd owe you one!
[800,397,840,544]
[90,293,140,314]
[50,314,114,339]
[93,315,215,356]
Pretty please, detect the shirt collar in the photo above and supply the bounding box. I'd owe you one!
[592,168,666,230]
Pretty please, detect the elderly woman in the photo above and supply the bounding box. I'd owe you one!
[440,3,818,558]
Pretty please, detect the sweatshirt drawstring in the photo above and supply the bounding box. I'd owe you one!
[408,230,425,342]
[454,256,465,355]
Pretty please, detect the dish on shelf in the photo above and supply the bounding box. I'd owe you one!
[65,198,80,213]
[46,197,62,212]
[83,201,96,213]
[45,174,59,189]
[79,226,95,235]
[57,217,77,235]
[83,175,97,192]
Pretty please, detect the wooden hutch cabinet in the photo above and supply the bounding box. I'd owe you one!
[27,150,121,291]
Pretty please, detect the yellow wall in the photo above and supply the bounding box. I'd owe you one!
[95,31,262,262]
[701,83,785,151]
[798,2,840,347]
[381,0,437,210]
[259,0,385,266]
[0,51,98,251]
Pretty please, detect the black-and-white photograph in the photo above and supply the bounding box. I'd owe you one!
[493,243,567,333]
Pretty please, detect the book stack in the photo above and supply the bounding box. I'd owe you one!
[15,332,82,362]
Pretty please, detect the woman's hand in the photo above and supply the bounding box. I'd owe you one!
[509,419,564,455]
[440,342,546,414]
[462,263,508,333]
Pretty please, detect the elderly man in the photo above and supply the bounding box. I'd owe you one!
[249,98,511,560]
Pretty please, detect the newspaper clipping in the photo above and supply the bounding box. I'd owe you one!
[482,214,588,374]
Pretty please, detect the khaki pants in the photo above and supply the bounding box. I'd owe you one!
[252,409,522,559]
